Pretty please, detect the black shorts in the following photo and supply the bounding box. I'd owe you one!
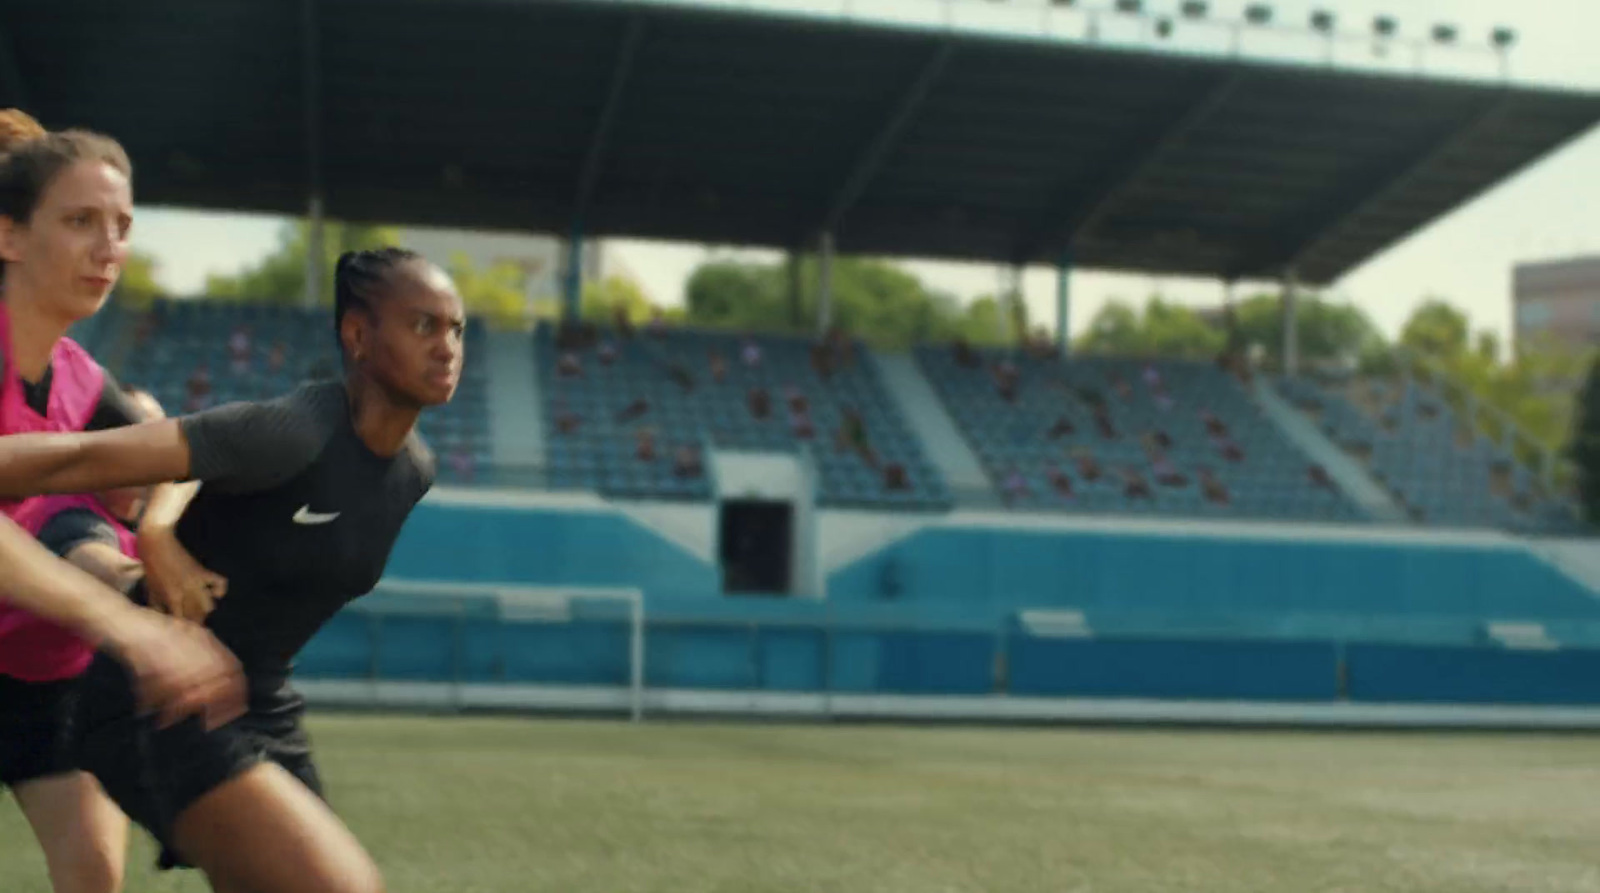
[0,672,80,789]
[75,653,324,871]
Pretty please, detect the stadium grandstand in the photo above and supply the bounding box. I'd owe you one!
[9,0,1600,888]
[10,1,1600,886]
[17,0,1600,720]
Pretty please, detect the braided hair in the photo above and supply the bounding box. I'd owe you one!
[333,246,423,360]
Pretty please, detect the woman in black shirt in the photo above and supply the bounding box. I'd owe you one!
[0,248,463,893]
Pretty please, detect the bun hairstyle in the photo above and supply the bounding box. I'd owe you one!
[333,246,423,359]
[0,109,46,151]
[0,109,131,227]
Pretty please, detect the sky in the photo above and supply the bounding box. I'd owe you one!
[127,0,1600,345]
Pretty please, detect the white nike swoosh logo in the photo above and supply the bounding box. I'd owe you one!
[292,505,341,525]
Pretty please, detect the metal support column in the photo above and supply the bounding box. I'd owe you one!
[817,232,835,334]
[1282,269,1300,376]
[1055,253,1071,356]
[563,226,584,324]
[301,0,324,310]
[299,0,323,312]
[1222,279,1240,351]
[305,195,324,308]
[787,249,803,328]
[999,264,1025,344]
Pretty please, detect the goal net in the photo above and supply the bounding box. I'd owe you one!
[366,578,647,721]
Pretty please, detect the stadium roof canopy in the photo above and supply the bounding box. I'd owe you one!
[8,0,1600,285]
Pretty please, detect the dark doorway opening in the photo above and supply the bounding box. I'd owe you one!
[718,499,793,596]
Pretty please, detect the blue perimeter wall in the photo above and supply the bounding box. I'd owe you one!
[295,502,1600,707]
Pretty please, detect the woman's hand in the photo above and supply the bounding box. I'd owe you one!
[138,525,227,623]
[98,605,245,730]
[0,514,241,729]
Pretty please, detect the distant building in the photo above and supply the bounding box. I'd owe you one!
[1512,255,1600,349]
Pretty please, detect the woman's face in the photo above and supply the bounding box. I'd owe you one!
[0,160,132,322]
[359,262,465,409]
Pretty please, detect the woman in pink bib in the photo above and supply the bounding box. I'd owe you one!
[32,389,171,614]
[0,110,243,893]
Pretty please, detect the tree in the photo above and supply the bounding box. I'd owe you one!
[1390,301,1589,464]
[448,253,528,330]
[583,274,657,325]
[1570,356,1600,523]
[204,221,400,306]
[1144,298,1226,359]
[1357,340,1400,377]
[1075,300,1144,355]
[684,261,788,331]
[1232,292,1385,370]
[681,256,1008,348]
[115,250,165,310]
[954,295,1009,347]
[1443,336,1587,461]
[1075,297,1224,359]
[1398,299,1470,359]
[1005,287,1029,347]
[1474,331,1501,364]
[824,256,960,348]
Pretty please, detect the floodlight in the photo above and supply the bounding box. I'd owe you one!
[1432,23,1458,44]
[1491,27,1516,49]
[1115,0,1142,14]
[1310,10,1334,33]
[1372,15,1397,37]
[1180,1,1207,19]
[1244,4,1272,26]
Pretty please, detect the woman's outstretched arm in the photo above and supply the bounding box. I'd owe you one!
[0,393,325,500]
[0,419,191,499]
[0,513,243,728]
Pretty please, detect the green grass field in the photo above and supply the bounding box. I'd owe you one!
[4,714,1599,892]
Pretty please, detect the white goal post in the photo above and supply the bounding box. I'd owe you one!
[369,578,647,721]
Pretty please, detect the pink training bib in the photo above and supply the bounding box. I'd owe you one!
[0,299,127,682]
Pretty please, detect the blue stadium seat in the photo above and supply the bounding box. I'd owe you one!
[1277,374,1585,534]
[915,346,1365,523]
[123,301,493,484]
[537,324,949,508]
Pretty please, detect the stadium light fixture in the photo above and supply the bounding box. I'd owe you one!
[1243,4,1272,26]
[1368,14,1398,63]
[1115,0,1142,15]
[1432,23,1458,44]
[1180,1,1207,20]
[1155,16,1173,38]
[1491,26,1516,80]
[1309,10,1335,64]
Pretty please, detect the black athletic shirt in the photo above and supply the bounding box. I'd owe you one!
[137,381,435,677]
[36,508,123,559]
[0,344,144,431]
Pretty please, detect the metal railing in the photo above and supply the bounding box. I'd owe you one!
[1393,349,1577,496]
